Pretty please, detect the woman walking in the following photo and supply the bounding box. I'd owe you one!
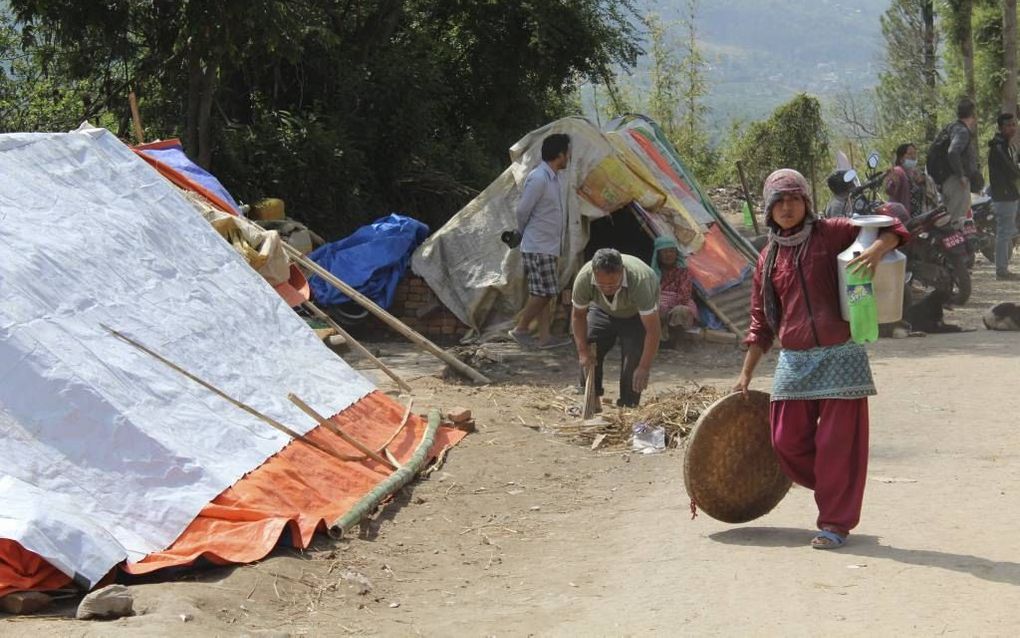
[734,169,909,549]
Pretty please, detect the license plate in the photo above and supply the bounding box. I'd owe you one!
[942,232,966,249]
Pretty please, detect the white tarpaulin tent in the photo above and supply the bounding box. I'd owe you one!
[0,125,374,588]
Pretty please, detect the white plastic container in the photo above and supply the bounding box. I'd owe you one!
[837,215,907,324]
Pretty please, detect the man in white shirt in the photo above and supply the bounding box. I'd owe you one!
[508,133,571,349]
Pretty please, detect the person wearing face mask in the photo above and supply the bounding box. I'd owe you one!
[734,169,909,550]
[885,143,918,216]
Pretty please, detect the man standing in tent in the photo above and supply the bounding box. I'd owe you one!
[508,133,572,349]
[572,248,661,407]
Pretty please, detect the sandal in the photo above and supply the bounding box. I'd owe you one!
[810,529,847,550]
[507,330,536,348]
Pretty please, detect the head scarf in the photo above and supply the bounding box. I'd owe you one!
[760,169,816,333]
[650,235,684,281]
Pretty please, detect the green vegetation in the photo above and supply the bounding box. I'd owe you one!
[0,0,641,239]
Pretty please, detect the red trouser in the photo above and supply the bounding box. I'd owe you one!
[769,398,869,536]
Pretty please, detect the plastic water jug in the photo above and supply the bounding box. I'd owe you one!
[837,215,907,327]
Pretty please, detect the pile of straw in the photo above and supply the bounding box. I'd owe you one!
[553,384,726,449]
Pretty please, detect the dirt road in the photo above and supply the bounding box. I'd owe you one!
[6,260,1020,637]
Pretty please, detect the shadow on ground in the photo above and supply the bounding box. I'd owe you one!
[711,526,1020,587]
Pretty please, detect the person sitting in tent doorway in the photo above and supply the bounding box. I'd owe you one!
[508,133,572,349]
[650,235,698,346]
[572,248,662,407]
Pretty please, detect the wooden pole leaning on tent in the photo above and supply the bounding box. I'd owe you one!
[302,301,412,393]
[735,160,761,236]
[101,324,364,465]
[287,393,397,470]
[280,242,492,385]
[128,91,145,145]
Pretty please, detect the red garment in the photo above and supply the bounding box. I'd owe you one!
[884,166,913,216]
[770,398,869,535]
[658,266,697,316]
[744,217,910,352]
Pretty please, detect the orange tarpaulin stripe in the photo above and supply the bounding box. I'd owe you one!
[0,540,72,597]
[132,139,239,217]
[127,391,464,574]
[686,225,752,295]
[0,391,465,593]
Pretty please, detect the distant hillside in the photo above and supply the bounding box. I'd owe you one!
[620,0,889,129]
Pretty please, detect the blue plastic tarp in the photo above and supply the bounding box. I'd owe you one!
[138,142,241,214]
[308,214,430,309]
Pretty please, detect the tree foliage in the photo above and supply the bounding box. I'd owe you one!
[2,0,641,239]
[729,94,829,200]
[876,0,941,152]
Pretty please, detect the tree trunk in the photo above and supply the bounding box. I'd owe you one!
[960,0,976,100]
[1004,0,1018,115]
[923,0,938,139]
[196,61,217,169]
[185,51,202,158]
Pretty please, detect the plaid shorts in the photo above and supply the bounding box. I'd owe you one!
[522,252,559,297]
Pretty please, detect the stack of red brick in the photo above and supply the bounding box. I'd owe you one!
[387,271,467,339]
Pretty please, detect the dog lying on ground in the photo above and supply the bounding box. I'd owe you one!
[984,302,1020,331]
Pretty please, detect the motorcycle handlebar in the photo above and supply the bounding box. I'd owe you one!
[850,171,887,197]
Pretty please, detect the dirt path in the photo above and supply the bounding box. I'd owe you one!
[7,259,1020,637]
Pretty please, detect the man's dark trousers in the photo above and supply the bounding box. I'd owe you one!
[579,306,646,407]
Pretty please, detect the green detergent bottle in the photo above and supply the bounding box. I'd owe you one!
[845,252,879,344]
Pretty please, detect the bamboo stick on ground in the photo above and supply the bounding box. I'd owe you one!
[330,409,441,538]
[102,324,361,464]
[280,243,491,385]
[377,396,415,453]
[287,393,397,470]
[302,301,412,392]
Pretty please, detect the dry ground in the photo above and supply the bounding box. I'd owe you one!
[5,257,1020,637]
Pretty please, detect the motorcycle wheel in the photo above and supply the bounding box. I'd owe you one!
[948,252,972,305]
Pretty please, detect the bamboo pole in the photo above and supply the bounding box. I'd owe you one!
[330,409,441,538]
[377,396,415,452]
[735,160,761,236]
[102,324,361,464]
[281,243,491,385]
[128,91,145,145]
[302,301,412,392]
[287,393,397,470]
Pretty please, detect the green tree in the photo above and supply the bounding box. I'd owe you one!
[876,0,941,150]
[729,93,829,204]
[4,0,643,240]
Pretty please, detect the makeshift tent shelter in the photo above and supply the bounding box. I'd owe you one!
[412,115,757,340]
[0,126,463,596]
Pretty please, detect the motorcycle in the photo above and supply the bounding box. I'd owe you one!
[844,152,972,305]
[903,205,973,305]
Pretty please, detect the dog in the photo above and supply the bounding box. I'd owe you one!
[983,302,1020,331]
[903,289,965,334]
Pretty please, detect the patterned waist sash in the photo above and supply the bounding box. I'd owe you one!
[772,340,876,401]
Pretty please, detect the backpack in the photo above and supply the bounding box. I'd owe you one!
[925,123,956,184]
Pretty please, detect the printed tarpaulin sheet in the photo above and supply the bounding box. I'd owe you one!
[308,214,430,309]
[686,224,753,296]
[0,125,375,589]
